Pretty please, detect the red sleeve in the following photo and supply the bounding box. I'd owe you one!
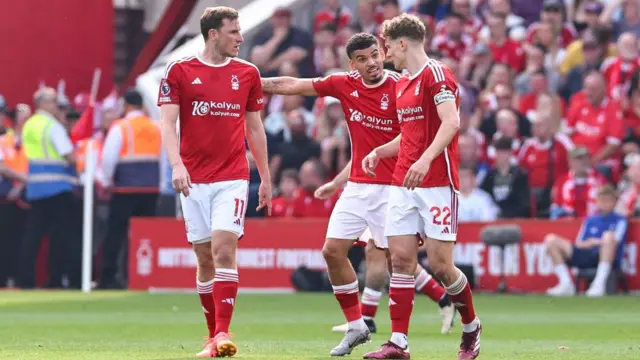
[312,73,343,98]
[246,69,265,112]
[606,104,625,145]
[552,177,564,205]
[566,97,582,132]
[428,67,458,106]
[157,63,182,106]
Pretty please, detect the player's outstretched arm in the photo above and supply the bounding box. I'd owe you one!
[315,160,351,200]
[245,111,273,215]
[160,104,191,196]
[261,77,318,96]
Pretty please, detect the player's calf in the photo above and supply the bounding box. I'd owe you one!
[194,243,217,339]
[210,231,240,337]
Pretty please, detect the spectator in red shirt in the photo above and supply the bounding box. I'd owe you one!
[566,70,624,179]
[527,0,577,48]
[622,71,640,154]
[519,111,574,216]
[314,0,354,33]
[292,159,338,217]
[617,153,640,216]
[271,169,300,217]
[551,146,608,219]
[431,13,474,62]
[487,12,526,72]
[518,70,566,122]
[601,32,640,100]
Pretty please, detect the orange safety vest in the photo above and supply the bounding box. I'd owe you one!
[0,130,28,197]
[75,137,104,175]
[113,114,161,193]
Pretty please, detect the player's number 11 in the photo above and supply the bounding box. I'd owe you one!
[234,198,245,217]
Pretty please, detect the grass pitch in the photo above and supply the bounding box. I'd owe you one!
[0,291,639,359]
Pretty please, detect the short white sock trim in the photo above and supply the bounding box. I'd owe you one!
[196,279,214,293]
[414,269,431,291]
[445,270,467,296]
[333,280,359,294]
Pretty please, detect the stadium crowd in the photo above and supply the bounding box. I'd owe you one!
[0,0,638,293]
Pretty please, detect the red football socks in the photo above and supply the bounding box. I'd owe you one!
[361,287,382,319]
[213,268,239,335]
[333,280,362,322]
[415,268,446,302]
[389,273,415,334]
[197,279,216,338]
[445,270,477,325]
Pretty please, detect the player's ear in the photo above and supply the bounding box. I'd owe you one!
[207,28,216,41]
[348,59,356,71]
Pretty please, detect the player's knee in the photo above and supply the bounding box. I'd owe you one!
[429,261,451,281]
[390,250,415,274]
[322,241,348,263]
[544,234,558,251]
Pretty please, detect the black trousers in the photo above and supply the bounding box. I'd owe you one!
[19,191,81,288]
[100,193,158,287]
[0,200,28,286]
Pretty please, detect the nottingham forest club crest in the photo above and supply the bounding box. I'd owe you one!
[231,75,239,90]
[380,93,389,110]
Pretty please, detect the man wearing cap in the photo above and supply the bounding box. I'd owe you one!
[250,7,314,78]
[526,0,577,48]
[98,89,161,289]
[551,146,608,219]
[20,87,79,288]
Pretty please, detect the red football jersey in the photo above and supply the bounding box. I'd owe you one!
[394,59,460,189]
[312,70,401,185]
[158,56,264,183]
[518,134,574,188]
[291,188,339,217]
[431,34,474,62]
[526,22,576,48]
[489,39,525,72]
[601,57,640,100]
[552,169,606,218]
[566,98,624,160]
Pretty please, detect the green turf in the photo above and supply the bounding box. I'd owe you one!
[0,291,639,359]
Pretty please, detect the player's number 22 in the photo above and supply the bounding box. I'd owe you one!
[430,206,451,225]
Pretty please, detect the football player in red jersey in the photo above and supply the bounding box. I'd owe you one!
[158,7,272,358]
[363,14,481,360]
[261,33,455,355]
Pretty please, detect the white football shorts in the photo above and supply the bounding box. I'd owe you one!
[326,182,390,248]
[384,185,459,242]
[180,180,249,243]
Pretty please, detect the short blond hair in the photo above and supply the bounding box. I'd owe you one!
[381,13,426,42]
[200,6,239,39]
